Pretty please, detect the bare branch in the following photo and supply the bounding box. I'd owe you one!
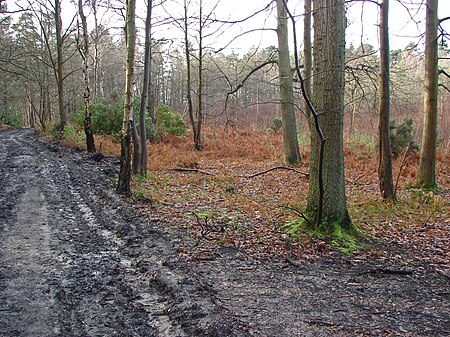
[439,68,450,79]
[170,167,216,175]
[245,166,309,178]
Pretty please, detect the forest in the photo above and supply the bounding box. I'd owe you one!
[1,0,449,272]
[0,0,449,335]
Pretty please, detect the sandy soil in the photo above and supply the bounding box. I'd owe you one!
[0,128,448,336]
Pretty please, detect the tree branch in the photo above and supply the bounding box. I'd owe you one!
[245,166,309,178]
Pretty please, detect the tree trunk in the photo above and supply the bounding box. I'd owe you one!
[132,119,140,173]
[195,0,203,151]
[55,0,66,129]
[303,0,312,120]
[117,0,136,196]
[378,0,395,200]
[184,0,195,149]
[276,0,301,164]
[307,0,351,229]
[137,0,153,174]
[77,0,96,153]
[417,0,439,189]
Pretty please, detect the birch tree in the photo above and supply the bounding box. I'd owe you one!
[77,0,95,153]
[117,0,136,195]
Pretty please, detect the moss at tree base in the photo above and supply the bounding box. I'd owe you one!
[286,216,363,255]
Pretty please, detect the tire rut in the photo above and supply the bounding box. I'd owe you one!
[0,129,248,337]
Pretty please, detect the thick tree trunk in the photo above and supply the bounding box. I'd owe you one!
[117,0,136,196]
[417,0,439,189]
[378,0,395,199]
[55,0,66,129]
[307,0,351,229]
[303,0,312,120]
[78,0,95,153]
[276,0,301,164]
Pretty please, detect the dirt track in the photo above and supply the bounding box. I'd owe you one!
[0,128,449,336]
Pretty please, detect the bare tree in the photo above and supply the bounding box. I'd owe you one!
[307,0,352,228]
[136,0,153,174]
[378,0,395,199]
[303,0,312,120]
[54,0,66,129]
[77,0,95,153]
[117,0,136,195]
[276,0,301,164]
[417,0,439,189]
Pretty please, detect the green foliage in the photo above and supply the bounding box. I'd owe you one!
[390,118,418,156]
[62,124,80,143]
[0,109,22,127]
[270,117,283,133]
[154,105,187,140]
[76,98,122,135]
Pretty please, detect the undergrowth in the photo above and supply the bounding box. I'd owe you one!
[58,125,450,261]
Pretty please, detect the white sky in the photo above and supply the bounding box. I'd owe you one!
[6,0,450,53]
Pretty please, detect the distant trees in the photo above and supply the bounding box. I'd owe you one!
[1,0,449,198]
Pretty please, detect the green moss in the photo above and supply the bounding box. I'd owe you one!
[285,216,363,255]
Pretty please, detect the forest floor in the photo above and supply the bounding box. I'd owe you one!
[0,126,449,336]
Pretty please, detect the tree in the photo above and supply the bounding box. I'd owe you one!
[136,0,153,174]
[276,0,301,164]
[77,0,95,153]
[117,0,136,196]
[307,0,352,228]
[54,0,67,128]
[303,0,312,120]
[417,0,439,189]
[183,0,196,148]
[378,0,395,199]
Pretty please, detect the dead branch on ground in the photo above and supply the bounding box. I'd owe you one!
[245,166,309,178]
[170,167,216,175]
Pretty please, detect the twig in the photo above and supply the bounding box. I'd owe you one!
[245,166,309,178]
[191,211,224,245]
[279,205,313,228]
[170,167,216,175]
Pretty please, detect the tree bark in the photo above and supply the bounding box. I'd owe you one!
[137,0,153,174]
[183,0,195,149]
[77,0,95,153]
[196,0,203,150]
[417,0,439,189]
[55,0,66,129]
[303,0,312,120]
[307,0,351,228]
[117,0,136,196]
[276,0,301,164]
[378,0,395,200]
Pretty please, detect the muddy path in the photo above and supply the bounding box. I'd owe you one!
[0,128,448,336]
